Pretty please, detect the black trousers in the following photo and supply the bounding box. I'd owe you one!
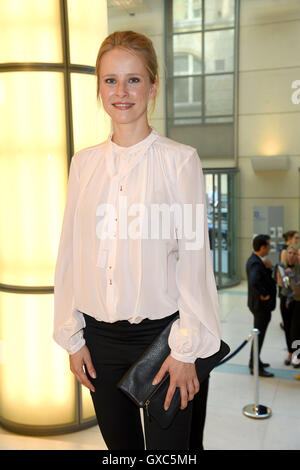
[82,311,208,450]
[290,301,300,359]
[280,295,294,353]
[249,309,272,368]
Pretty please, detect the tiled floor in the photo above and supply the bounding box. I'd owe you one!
[1,280,299,450]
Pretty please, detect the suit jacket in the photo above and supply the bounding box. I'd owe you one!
[246,253,277,313]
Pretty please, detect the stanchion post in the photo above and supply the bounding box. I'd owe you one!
[253,327,259,409]
[242,328,272,419]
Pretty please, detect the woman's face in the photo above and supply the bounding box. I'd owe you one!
[291,233,300,245]
[98,47,157,128]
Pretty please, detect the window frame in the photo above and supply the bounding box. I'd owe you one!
[165,0,238,126]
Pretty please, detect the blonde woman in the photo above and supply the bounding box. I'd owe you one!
[53,31,221,450]
[277,245,299,365]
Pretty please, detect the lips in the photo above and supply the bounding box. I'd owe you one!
[113,103,134,110]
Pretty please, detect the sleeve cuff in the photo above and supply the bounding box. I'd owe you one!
[170,350,197,363]
[67,337,86,355]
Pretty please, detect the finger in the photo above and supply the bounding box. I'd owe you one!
[164,383,176,410]
[187,381,196,401]
[179,385,188,410]
[84,359,97,380]
[76,369,96,392]
[71,365,95,392]
[193,377,200,395]
[153,363,168,385]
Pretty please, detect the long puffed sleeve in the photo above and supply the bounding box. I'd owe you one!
[168,150,222,363]
[53,154,86,355]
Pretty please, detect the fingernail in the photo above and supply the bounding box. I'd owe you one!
[164,406,168,411]
[91,372,96,378]
[152,379,158,385]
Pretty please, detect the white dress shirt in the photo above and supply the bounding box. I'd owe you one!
[53,127,222,362]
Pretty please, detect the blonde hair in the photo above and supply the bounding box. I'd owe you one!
[283,244,299,265]
[95,30,159,116]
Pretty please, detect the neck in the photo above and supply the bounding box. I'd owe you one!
[254,251,264,258]
[111,121,152,147]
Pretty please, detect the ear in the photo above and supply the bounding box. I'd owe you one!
[149,79,159,100]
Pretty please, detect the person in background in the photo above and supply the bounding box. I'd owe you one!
[276,245,299,366]
[246,234,276,377]
[284,257,300,369]
[280,231,299,263]
[297,248,300,265]
[278,231,299,330]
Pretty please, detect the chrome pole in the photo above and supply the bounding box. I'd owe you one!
[253,328,259,410]
[243,328,272,419]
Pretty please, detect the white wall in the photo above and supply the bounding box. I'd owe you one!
[238,0,300,279]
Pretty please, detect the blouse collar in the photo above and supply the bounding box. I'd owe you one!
[109,126,158,150]
[105,126,159,177]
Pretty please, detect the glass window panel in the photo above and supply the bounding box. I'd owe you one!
[173,33,202,74]
[174,76,202,105]
[193,75,202,102]
[193,0,202,19]
[220,173,228,256]
[204,170,239,286]
[0,72,67,286]
[174,77,189,103]
[205,74,233,116]
[174,54,189,75]
[68,0,108,66]
[0,0,62,63]
[193,55,202,73]
[173,0,189,22]
[173,0,202,33]
[173,76,202,119]
[71,73,111,153]
[205,29,234,73]
[0,292,76,425]
[205,0,235,29]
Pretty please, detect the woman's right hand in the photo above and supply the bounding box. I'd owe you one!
[69,345,97,392]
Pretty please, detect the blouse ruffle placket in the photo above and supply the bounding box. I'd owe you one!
[97,131,159,319]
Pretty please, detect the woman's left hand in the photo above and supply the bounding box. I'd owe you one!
[152,354,200,411]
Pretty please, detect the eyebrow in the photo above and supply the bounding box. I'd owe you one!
[101,73,144,77]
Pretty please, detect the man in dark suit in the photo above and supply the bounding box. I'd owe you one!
[246,234,277,377]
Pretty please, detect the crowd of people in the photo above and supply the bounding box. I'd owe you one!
[246,231,300,380]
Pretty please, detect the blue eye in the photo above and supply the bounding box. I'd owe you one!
[105,78,116,84]
[129,77,140,83]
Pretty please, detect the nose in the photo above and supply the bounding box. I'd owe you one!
[116,80,128,97]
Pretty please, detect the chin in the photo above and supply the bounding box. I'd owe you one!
[113,114,145,127]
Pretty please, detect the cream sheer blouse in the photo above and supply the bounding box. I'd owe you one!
[53,127,222,362]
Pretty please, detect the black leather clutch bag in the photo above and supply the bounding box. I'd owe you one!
[117,312,230,429]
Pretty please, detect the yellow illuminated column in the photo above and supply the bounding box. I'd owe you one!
[0,0,108,434]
